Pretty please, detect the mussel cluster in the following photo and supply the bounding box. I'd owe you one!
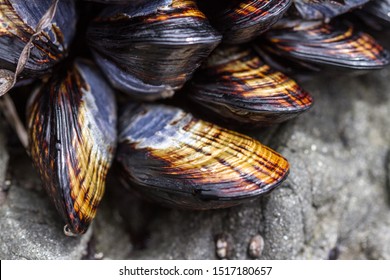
[0,0,389,236]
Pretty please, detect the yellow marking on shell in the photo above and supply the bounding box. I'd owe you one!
[59,68,109,223]
[320,25,353,44]
[72,99,107,222]
[27,62,115,234]
[0,1,33,39]
[148,118,289,193]
[283,24,382,62]
[170,0,200,9]
[146,0,206,23]
[310,31,381,62]
[213,49,307,104]
[236,3,258,16]
[0,1,53,42]
[0,1,64,62]
[353,34,382,60]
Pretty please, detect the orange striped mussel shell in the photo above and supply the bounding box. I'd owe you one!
[117,103,289,209]
[263,19,390,70]
[198,0,292,44]
[87,0,221,100]
[189,44,313,125]
[27,59,117,235]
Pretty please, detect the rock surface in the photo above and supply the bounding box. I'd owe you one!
[0,152,92,260]
[1,66,390,259]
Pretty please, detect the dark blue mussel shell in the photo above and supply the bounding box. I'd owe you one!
[292,0,369,20]
[262,19,390,70]
[27,59,117,235]
[197,0,292,44]
[117,103,290,210]
[87,0,222,101]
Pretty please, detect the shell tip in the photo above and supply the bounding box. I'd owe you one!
[63,224,78,237]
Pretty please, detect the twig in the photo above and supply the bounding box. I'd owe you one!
[0,95,28,149]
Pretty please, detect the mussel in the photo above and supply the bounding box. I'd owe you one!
[291,0,369,20]
[27,59,117,235]
[87,0,221,100]
[0,0,76,80]
[262,19,390,70]
[189,44,313,125]
[117,103,290,209]
[197,0,292,44]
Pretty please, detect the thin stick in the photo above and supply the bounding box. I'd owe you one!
[0,95,28,149]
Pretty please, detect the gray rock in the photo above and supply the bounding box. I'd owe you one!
[92,199,133,260]
[0,149,134,260]
[0,152,93,260]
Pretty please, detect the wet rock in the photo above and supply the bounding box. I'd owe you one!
[91,199,133,260]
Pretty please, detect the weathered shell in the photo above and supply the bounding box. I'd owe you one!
[27,59,117,235]
[198,0,291,44]
[263,20,390,69]
[117,103,289,209]
[189,45,313,125]
[0,0,76,79]
[292,0,369,20]
[87,0,221,101]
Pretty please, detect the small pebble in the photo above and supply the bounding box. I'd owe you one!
[328,246,340,260]
[248,234,264,259]
[94,252,104,260]
[215,233,234,259]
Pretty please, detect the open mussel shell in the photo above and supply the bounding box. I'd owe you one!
[189,45,313,125]
[117,103,290,210]
[263,19,390,70]
[291,0,369,20]
[0,0,76,79]
[198,0,291,44]
[27,59,117,235]
[87,0,221,101]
